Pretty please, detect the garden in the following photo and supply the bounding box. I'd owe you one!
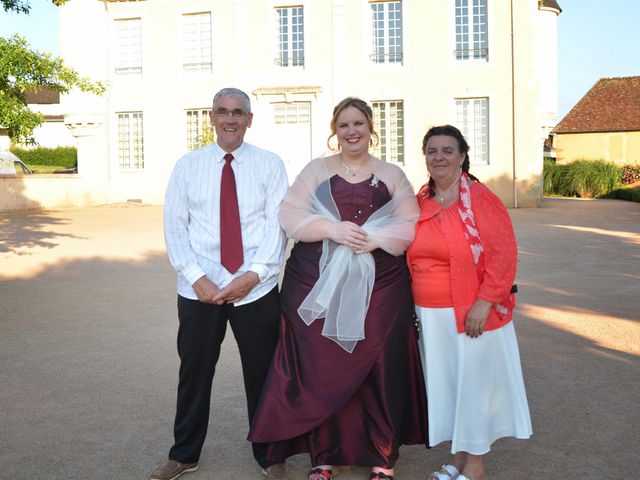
[544,159,640,202]
[9,146,77,174]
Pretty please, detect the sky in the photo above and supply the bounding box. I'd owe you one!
[1,0,639,121]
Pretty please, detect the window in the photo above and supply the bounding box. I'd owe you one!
[186,109,214,151]
[454,0,488,61]
[182,12,212,72]
[370,1,403,64]
[371,100,404,165]
[118,112,144,169]
[273,102,310,124]
[114,18,142,75]
[455,98,489,164]
[275,6,304,67]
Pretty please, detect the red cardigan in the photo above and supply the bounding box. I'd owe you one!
[407,182,517,333]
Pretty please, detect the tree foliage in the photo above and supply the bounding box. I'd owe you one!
[1,0,66,15]
[1,0,104,144]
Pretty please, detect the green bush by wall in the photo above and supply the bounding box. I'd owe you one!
[604,185,640,202]
[544,159,621,198]
[10,146,77,167]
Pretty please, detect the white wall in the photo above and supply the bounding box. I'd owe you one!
[29,121,75,148]
[0,0,559,211]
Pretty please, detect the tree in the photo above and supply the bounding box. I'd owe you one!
[1,0,105,144]
[196,123,215,149]
[2,0,66,15]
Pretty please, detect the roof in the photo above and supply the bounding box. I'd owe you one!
[553,76,640,134]
[25,89,60,105]
[539,0,562,14]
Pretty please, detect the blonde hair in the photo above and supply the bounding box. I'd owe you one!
[327,97,379,151]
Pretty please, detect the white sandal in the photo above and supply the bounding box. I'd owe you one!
[430,464,460,480]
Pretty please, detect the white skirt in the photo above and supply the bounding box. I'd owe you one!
[416,306,532,455]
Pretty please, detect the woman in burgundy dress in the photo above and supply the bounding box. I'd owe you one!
[249,98,428,480]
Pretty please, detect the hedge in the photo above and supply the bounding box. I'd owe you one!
[10,146,77,167]
[544,159,621,198]
[604,185,640,202]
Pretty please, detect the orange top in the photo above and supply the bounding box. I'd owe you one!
[409,218,453,307]
[407,181,517,333]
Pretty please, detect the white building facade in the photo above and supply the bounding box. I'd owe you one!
[49,0,561,208]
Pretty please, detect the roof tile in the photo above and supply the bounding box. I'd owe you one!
[553,76,640,134]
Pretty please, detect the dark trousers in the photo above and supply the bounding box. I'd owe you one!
[168,287,280,468]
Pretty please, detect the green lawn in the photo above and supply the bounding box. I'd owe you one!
[26,164,69,174]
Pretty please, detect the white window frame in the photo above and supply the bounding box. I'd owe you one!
[453,0,488,62]
[275,6,305,67]
[273,102,311,124]
[117,112,144,170]
[371,100,404,165]
[455,97,489,165]
[181,12,213,73]
[113,18,142,76]
[369,1,403,65]
[186,109,214,151]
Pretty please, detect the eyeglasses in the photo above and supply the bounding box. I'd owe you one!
[214,108,248,118]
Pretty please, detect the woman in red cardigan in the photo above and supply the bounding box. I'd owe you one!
[407,125,532,480]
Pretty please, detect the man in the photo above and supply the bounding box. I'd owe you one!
[151,88,291,480]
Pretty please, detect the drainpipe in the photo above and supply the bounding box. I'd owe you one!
[102,1,111,180]
[510,0,518,208]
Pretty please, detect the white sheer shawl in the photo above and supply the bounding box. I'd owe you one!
[279,156,419,352]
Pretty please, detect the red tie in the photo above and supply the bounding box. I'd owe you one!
[220,153,243,273]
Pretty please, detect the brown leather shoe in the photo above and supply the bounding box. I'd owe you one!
[149,460,199,480]
[262,463,292,480]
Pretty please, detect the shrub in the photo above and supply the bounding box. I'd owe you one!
[568,160,621,198]
[606,188,631,201]
[542,159,555,194]
[543,159,572,196]
[604,185,640,203]
[621,164,640,184]
[543,159,621,198]
[10,146,77,167]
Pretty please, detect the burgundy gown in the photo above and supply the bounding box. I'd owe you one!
[249,175,428,468]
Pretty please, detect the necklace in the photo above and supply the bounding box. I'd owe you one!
[340,159,361,177]
[435,178,460,204]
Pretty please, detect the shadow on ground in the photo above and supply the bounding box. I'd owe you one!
[0,210,82,254]
[0,198,638,479]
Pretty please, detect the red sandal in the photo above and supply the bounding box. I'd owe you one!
[369,472,394,480]
[308,467,333,480]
